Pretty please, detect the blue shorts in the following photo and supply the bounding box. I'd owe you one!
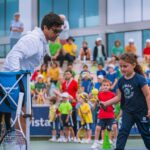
[50,120,57,130]
[97,118,117,131]
[76,121,81,130]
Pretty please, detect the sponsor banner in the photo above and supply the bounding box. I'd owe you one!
[30,106,51,136]
[30,106,140,137]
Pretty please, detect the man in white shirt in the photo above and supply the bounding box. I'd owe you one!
[3,12,64,72]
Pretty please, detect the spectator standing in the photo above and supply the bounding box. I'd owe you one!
[10,12,24,49]
[93,37,107,66]
[59,14,70,44]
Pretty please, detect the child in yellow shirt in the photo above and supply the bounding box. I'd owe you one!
[77,92,93,143]
[49,96,58,142]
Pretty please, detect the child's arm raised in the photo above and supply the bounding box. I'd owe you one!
[103,89,121,107]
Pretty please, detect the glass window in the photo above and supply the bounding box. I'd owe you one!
[6,0,19,35]
[5,44,11,56]
[142,30,150,49]
[143,0,150,21]
[0,0,5,36]
[124,31,142,56]
[107,32,124,56]
[85,0,99,27]
[38,0,52,26]
[69,0,84,28]
[125,0,141,22]
[74,36,84,57]
[53,0,68,18]
[107,0,124,24]
[0,45,5,58]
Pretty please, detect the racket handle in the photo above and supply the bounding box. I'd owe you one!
[99,102,106,111]
[17,92,24,115]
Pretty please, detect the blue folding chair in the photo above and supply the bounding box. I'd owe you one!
[0,71,31,150]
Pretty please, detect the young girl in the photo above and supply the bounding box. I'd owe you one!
[78,92,93,143]
[102,53,150,150]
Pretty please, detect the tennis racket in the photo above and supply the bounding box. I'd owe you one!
[0,92,27,150]
[99,102,106,111]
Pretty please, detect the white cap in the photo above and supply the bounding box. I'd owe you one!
[37,74,44,79]
[61,92,69,98]
[108,64,115,69]
[128,38,134,43]
[14,12,20,16]
[96,37,102,42]
[97,75,104,79]
[146,39,150,43]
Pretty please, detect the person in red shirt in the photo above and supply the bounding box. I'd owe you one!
[143,39,150,63]
[91,79,118,149]
[62,70,78,134]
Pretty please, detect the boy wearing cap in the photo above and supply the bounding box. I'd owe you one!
[10,12,24,49]
[106,64,118,93]
[95,75,104,90]
[58,92,75,142]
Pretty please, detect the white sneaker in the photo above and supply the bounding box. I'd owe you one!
[62,138,68,143]
[98,140,103,145]
[57,138,63,142]
[51,138,57,142]
[73,138,79,143]
[85,139,91,144]
[91,142,99,149]
[80,138,86,144]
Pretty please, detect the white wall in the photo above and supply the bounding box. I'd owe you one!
[19,0,32,33]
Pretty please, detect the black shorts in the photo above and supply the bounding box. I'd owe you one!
[97,118,117,131]
[61,114,74,127]
[81,123,92,130]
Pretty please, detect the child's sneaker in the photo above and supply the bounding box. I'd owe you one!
[51,138,57,142]
[57,138,63,142]
[85,139,91,144]
[91,142,99,149]
[98,140,103,145]
[80,138,86,144]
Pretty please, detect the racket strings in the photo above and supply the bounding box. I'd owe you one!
[2,130,26,145]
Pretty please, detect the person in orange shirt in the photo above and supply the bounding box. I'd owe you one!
[125,39,136,54]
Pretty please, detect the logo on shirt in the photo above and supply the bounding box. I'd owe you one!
[122,84,134,99]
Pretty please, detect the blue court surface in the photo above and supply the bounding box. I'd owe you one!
[30,138,146,150]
